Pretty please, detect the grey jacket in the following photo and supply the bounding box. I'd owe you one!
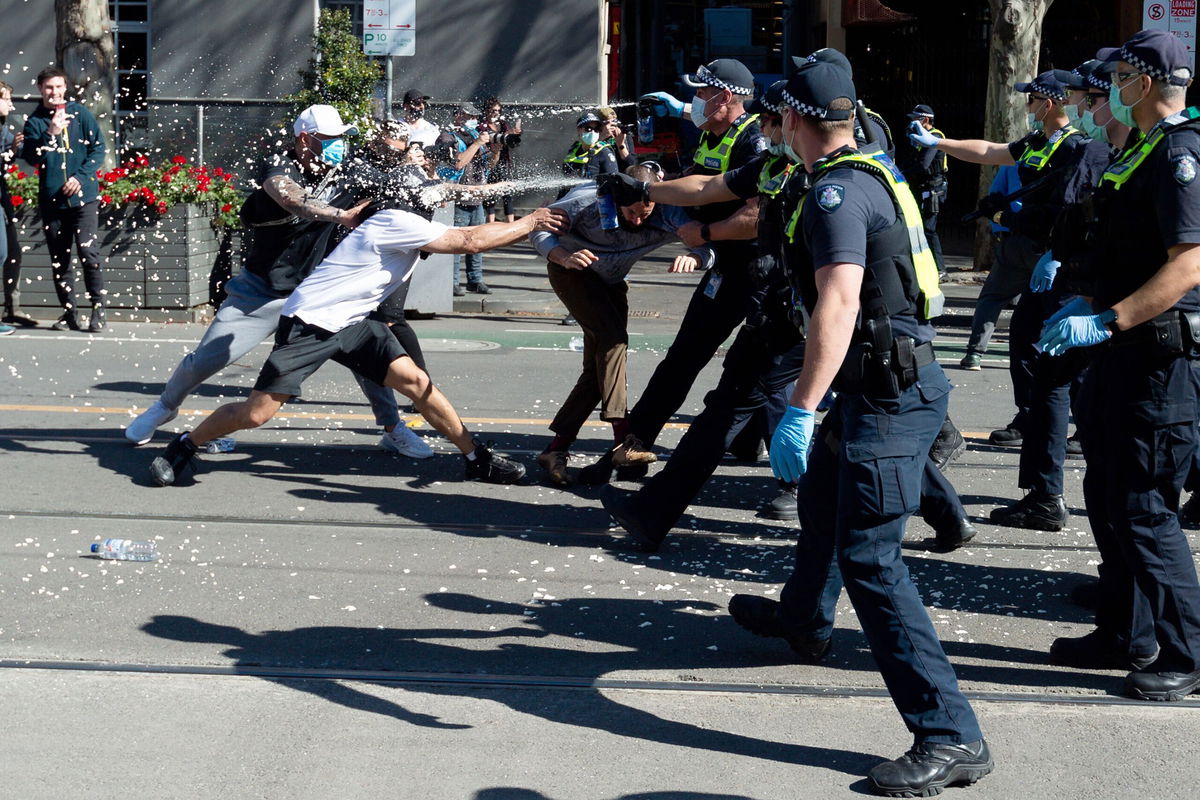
[529,182,713,284]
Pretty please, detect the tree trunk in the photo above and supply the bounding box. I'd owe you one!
[975,0,1054,268]
[55,0,116,169]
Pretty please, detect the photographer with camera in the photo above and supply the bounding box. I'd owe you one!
[435,103,495,295]
[480,96,521,223]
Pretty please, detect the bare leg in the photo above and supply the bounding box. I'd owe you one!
[189,391,289,446]
[384,356,474,454]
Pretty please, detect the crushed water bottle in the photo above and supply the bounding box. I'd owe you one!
[91,538,157,562]
[204,437,236,454]
[568,336,585,352]
[597,190,620,231]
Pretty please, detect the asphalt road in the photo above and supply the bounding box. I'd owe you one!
[2,273,1199,799]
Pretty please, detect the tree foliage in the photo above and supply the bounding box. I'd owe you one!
[287,9,381,134]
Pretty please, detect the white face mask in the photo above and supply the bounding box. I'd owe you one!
[690,95,709,127]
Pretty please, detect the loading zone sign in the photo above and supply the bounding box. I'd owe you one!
[364,0,415,57]
[1144,0,1197,71]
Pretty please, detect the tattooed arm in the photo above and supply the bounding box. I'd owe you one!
[263,174,370,229]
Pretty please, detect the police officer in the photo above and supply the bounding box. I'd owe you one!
[562,110,620,182]
[902,104,948,276]
[909,70,1089,509]
[729,57,991,794]
[1037,30,1200,701]
[579,58,767,480]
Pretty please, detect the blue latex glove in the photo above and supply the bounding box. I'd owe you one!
[1029,251,1061,293]
[769,406,816,484]
[641,92,684,119]
[1038,310,1115,356]
[1041,295,1093,333]
[907,120,941,149]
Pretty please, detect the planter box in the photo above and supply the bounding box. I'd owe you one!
[12,203,225,322]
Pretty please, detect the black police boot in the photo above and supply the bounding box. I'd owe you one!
[988,418,1024,448]
[463,439,526,484]
[149,432,200,486]
[867,739,993,798]
[761,482,798,521]
[600,485,666,552]
[933,517,977,551]
[1065,433,1084,459]
[929,420,966,471]
[1180,493,1200,529]
[1049,628,1158,671]
[577,450,615,485]
[727,594,831,662]
[1068,578,1099,609]
[88,303,107,333]
[988,490,1068,531]
[1124,668,1200,702]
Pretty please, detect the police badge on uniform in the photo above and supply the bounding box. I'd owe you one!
[816,184,845,212]
[1172,153,1197,186]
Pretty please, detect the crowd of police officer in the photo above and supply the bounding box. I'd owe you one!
[590,27,1200,798]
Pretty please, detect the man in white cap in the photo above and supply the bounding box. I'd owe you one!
[123,105,433,459]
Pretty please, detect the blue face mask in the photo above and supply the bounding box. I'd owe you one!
[1109,75,1144,128]
[784,141,802,164]
[1081,108,1109,144]
[580,131,600,147]
[464,119,479,134]
[768,140,787,157]
[319,138,346,167]
[1064,103,1081,126]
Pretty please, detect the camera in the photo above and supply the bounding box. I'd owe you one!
[492,131,522,148]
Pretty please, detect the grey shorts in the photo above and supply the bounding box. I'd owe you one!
[253,316,406,397]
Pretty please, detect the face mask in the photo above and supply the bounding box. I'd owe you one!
[319,138,346,167]
[784,141,802,164]
[580,131,600,147]
[1064,103,1081,125]
[1027,108,1046,133]
[768,141,787,157]
[1109,76,1144,128]
[408,108,424,120]
[463,119,478,134]
[690,95,709,127]
[1081,109,1109,144]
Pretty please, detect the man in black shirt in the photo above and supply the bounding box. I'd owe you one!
[900,104,948,276]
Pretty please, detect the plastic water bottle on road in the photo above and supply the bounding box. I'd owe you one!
[90,538,157,561]
[569,336,584,352]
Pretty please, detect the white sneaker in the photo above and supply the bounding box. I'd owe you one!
[125,399,179,446]
[380,425,434,459]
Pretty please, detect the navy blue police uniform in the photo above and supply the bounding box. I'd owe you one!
[1074,105,1200,689]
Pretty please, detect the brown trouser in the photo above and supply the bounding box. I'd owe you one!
[546,262,629,440]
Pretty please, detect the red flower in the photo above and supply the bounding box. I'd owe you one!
[160,174,171,184]
[101,194,113,204]
[157,201,168,213]
[220,203,233,213]
[213,167,224,176]
[135,155,149,167]
[10,195,23,206]
[222,174,233,182]
[169,165,182,175]
[125,191,139,202]
[5,164,15,174]
[16,171,26,180]
[171,155,187,164]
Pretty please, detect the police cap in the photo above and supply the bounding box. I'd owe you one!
[746,79,787,116]
[576,110,603,128]
[1098,29,1194,86]
[1013,70,1070,101]
[791,48,854,78]
[1063,59,1110,92]
[906,103,935,120]
[781,60,857,121]
[681,59,756,96]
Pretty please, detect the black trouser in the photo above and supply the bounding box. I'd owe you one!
[628,245,756,447]
[1005,283,1048,430]
[2,208,20,310]
[920,456,969,531]
[42,200,105,312]
[623,315,803,535]
[923,211,945,273]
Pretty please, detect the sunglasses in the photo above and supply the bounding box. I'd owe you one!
[1112,71,1141,84]
[1082,93,1106,108]
[1027,94,1050,105]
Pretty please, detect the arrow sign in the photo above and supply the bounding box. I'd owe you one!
[363,0,416,56]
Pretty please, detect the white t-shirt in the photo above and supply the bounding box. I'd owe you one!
[407,118,440,149]
[282,209,448,332]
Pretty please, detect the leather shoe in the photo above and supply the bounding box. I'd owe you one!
[868,739,993,797]
[600,485,665,552]
[537,450,571,486]
[727,594,830,662]
[1049,628,1158,671]
[933,517,976,551]
[611,434,657,466]
[929,422,966,471]
[989,490,1067,531]
[988,423,1023,447]
[760,483,797,521]
[1124,668,1200,702]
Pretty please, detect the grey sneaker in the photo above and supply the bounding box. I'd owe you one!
[125,400,179,446]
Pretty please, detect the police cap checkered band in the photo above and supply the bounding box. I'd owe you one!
[682,60,756,96]
[1085,70,1112,92]
[1098,30,1194,87]
[1013,70,1069,101]
[781,61,857,121]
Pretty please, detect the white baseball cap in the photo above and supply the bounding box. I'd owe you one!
[293,104,359,137]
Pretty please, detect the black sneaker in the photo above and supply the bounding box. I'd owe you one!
[727,594,831,662]
[600,485,665,552]
[149,433,200,486]
[50,310,82,332]
[761,483,798,520]
[464,440,526,484]
[88,305,106,333]
[988,491,1068,531]
[1124,668,1200,702]
[466,282,491,295]
[1049,628,1158,671]
[929,422,967,471]
[867,739,993,798]
[988,424,1023,447]
[1065,434,1084,459]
